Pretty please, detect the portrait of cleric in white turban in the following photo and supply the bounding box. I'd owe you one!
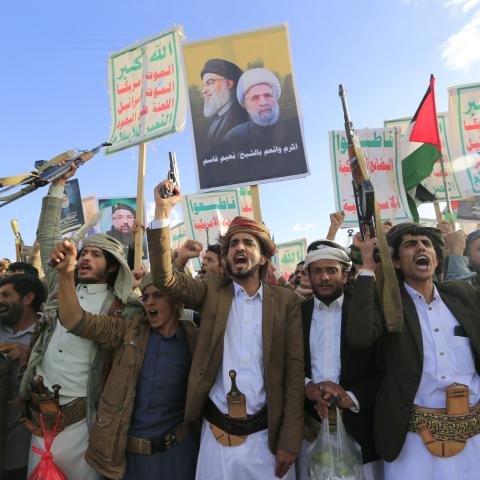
[183,26,309,191]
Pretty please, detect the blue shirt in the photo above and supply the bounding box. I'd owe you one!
[128,324,191,438]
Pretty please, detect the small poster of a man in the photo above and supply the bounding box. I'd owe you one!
[61,179,85,235]
[98,197,137,248]
[183,25,309,191]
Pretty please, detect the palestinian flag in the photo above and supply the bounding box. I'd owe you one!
[401,75,442,222]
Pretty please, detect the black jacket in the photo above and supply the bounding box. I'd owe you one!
[302,295,380,463]
[346,276,480,461]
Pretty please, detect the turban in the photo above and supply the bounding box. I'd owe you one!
[112,202,135,216]
[139,273,153,293]
[236,68,281,106]
[221,216,276,258]
[386,222,444,274]
[201,59,243,83]
[304,240,352,271]
[465,230,480,256]
[80,233,135,304]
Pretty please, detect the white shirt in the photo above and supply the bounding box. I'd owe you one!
[310,295,344,384]
[36,283,110,402]
[404,283,480,407]
[209,282,266,414]
[306,294,359,411]
[385,283,480,480]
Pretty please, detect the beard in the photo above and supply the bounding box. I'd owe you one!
[248,102,280,127]
[226,262,260,280]
[203,87,231,117]
[0,302,24,328]
[314,284,344,305]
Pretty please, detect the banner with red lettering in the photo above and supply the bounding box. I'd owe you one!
[106,26,187,153]
[329,128,412,226]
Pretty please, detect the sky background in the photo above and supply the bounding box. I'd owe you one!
[1,0,480,261]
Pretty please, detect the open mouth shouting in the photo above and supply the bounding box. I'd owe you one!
[147,309,159,320]
[414,255,431,270]
[77,262,93,275]
[233,252,248,269]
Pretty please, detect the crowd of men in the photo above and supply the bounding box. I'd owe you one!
[1,164,480,480]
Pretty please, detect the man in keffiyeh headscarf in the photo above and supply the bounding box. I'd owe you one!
[20,166,143,480]
[146,180,305,480]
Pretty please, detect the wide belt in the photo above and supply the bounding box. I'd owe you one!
[24,397,86,437]
[126,423,191,455]
[409,402,480,441]
[204,398,268,437]
[408,402,480,457]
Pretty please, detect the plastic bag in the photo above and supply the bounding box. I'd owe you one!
[308,408,365,480]
[28,412,67,480]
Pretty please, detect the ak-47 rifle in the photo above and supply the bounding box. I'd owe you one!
[159,152,180,198]
[338,84,403,333]
[0,142,111,208]
[10,219,25,262]
[339,85,376,240]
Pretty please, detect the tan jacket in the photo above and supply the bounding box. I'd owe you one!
[147,227,305,455]
[69,310,197,480]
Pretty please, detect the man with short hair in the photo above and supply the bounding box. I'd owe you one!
[0,274,45,480]
[200,58,247,149]
[147,180,304,479]
[198,244,224,279]
[348,222,480,480]
[20,167,143,480]
[6,262,39,278]
[297,241,379,480]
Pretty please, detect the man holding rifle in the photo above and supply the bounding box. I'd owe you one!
[20,165,143,479]
[348,223,480,479]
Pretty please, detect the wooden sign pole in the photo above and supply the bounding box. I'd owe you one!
[433,202,443,224]
[134,143,147,270]
[250,185,263,223]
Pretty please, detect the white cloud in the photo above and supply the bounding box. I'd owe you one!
[444,0,479,13]
[440,7,480,70]
[292,223,315,232]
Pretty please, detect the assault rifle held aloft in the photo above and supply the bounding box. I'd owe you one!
[159,151,180,198]
[0,142,111,208]
[338,85,376,240]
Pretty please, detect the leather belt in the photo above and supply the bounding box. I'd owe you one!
[126,423,191,455]
[408,402,480,441]
[25,397,86,436]
[204,399,268,437]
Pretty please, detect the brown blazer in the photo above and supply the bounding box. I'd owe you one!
[68,311,197,479]
[147,227,305,455]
